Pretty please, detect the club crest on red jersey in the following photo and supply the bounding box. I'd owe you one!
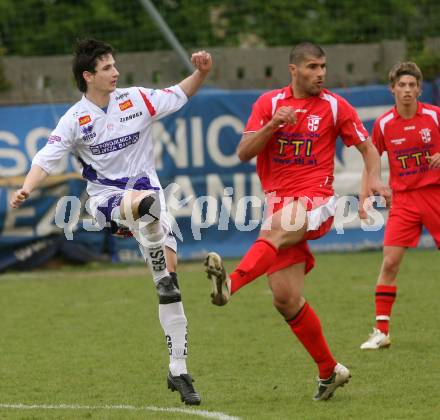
[307,114,321,132]
[419,128,431,143]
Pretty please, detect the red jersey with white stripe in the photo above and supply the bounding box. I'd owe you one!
[372,102,440,191]
[244,85,368,197]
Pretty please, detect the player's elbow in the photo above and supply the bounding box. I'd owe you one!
[237,149,251,162]
[236,143,253,162]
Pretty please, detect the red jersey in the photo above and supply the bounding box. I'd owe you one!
[244,85,368,197]
[372,102,440,192]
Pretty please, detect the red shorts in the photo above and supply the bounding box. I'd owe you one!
[264,194,336,275]
[384,185,440,248]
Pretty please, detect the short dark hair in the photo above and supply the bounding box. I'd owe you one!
[72,39,115,93]
[289,42,325,64]
[389,61,423,86]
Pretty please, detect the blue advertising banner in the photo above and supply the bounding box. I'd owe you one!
[0,84,436,270]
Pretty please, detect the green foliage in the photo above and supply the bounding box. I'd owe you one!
[0,250,439,419]
[408,48,440,81]
[1,0,440,56]
[0,47,10,91]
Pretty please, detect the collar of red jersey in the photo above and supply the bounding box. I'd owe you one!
[284,84,329,99]
[392,101,423,119]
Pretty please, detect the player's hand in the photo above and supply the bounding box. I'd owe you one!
[358,193,371,220]
[191,51,212,74]
[10,188,30,208]
[428,152,440,169]
[270,106,297,128]
[367,179,392,208]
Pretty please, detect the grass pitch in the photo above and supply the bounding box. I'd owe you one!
[0,250,439,419]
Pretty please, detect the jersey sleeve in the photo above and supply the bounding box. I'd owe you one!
[433,104,440,128]
[244,94,272,133]
[371,118,386,155]
[32,114,75,174]
[138,84,188,120]
[336,98,369,147]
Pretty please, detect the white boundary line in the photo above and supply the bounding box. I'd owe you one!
[0,403,240,420]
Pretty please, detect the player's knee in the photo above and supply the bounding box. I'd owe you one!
[137,192,161,222]
[382,254,401,275]
[272,293,302,316]
[260,228,284,248]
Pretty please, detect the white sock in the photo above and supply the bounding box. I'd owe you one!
[137,221,169,283]
[159,302,188,376]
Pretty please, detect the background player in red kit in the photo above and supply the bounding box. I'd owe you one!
[360,62,440,350]
[205,42,391,400]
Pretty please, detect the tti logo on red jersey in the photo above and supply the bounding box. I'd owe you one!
[307,115,321,132]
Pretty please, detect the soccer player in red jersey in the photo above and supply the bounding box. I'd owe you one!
[359,62,440,350]
[204,42,391,400]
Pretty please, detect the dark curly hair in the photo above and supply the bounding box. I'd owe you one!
[72,39,115,93]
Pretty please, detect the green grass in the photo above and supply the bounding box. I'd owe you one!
[0,250,439,419]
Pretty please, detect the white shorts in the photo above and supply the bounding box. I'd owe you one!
[87,189,177,253]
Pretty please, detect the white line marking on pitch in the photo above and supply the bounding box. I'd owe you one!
[0,403,240,420]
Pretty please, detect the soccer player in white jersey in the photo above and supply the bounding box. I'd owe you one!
[10,39,212,405]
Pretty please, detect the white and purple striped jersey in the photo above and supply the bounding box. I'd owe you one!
[33,85,188,201]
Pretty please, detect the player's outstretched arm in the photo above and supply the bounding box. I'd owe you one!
[10,165,49,208]
[237,106,297,161]
[178,51,212,97]
[356,139,391,214]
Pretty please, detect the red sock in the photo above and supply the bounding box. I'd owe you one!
[375,284,397,335]
[287,302,337,379]
[229,238,278,294]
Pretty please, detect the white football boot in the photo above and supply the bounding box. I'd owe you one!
[360,328,391,350]
[313,363,351,401]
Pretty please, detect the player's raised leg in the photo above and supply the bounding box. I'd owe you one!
[205,199,308,305]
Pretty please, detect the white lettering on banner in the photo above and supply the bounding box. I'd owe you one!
[207,175,235,230]
[205,173,248,227]
[191,117,204,167]
[1,105,392,179]
[3,185,71,238]
[14,239,51,261]
[153,119,188,170]
[0,131,27,176]
[207,115,243,167]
